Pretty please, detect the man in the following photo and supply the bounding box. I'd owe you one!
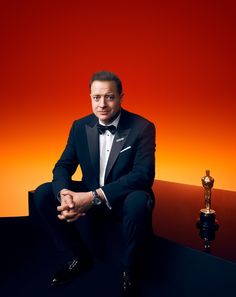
[34,71,156,295]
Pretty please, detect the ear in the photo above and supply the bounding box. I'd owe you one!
[120,93,124,102]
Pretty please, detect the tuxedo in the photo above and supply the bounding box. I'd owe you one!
[52,109,156,205]
[34,108,156,270]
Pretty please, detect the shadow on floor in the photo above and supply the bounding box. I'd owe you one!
[0,217,235,297]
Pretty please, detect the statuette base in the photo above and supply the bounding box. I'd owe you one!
[199,209,217,226]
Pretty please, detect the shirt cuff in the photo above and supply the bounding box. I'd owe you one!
[99,188,112,210]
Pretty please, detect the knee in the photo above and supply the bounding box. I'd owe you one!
[123,191,153,219]
[33,182,55,211]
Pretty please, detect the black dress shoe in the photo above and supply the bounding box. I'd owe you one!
[122,271,133,296]
[51,257,92,286]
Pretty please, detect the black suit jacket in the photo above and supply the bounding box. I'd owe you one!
[52,109,156,207]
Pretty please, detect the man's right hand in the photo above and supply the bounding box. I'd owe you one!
[60,189,75,209]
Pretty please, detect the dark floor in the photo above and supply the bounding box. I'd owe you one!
[0,217,235,297]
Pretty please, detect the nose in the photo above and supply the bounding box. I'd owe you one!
[98,96,107,108]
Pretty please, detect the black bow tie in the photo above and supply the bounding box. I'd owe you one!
[97,123,117,135]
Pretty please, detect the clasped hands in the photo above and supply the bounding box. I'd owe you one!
[57,189,93,223]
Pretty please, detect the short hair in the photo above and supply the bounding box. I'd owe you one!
[89,71,123,95]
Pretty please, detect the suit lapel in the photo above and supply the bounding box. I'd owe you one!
[85,122,100,183]
[105,111,131,182]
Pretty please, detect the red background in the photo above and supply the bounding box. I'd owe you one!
[0,0,235,216]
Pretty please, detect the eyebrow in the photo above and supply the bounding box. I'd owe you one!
[92,92,115,95]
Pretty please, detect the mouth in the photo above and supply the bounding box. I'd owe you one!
[98,111,110,115]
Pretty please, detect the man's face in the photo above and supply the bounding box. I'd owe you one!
[90,80,123,125]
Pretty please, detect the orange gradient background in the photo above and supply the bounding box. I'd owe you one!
[0,0,235,217]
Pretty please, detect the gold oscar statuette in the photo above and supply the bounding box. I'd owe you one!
[200,169,215,219]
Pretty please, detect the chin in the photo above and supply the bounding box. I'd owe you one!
[98,114,109,119]
[97,115,109,122]
[96,111,118,124]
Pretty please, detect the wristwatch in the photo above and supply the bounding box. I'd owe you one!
[91,190,102,206]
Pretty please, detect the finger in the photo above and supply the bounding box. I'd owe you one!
[57,205,66,212]
[67,213,86,223]
[57,209,77,220]
[57,204,71,212]
[58,213,66,220]
[61,190,74,197]
[63,196,75,208]
[61,195,75,209]
[66,213,82,223]
[61,210,78,219]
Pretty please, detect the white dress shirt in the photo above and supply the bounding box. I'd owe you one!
[98,113,121,209]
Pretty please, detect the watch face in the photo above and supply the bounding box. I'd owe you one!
[94,196,102,205]
[92,191,102,206]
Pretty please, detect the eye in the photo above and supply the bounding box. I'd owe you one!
[105,95,115,101]
[93,95,100,102]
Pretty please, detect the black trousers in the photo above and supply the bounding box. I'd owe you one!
[34,181,154,270]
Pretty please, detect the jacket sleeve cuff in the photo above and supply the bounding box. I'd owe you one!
[99,188,112,210]
[57,188,69,202]
[57,191,61,202]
